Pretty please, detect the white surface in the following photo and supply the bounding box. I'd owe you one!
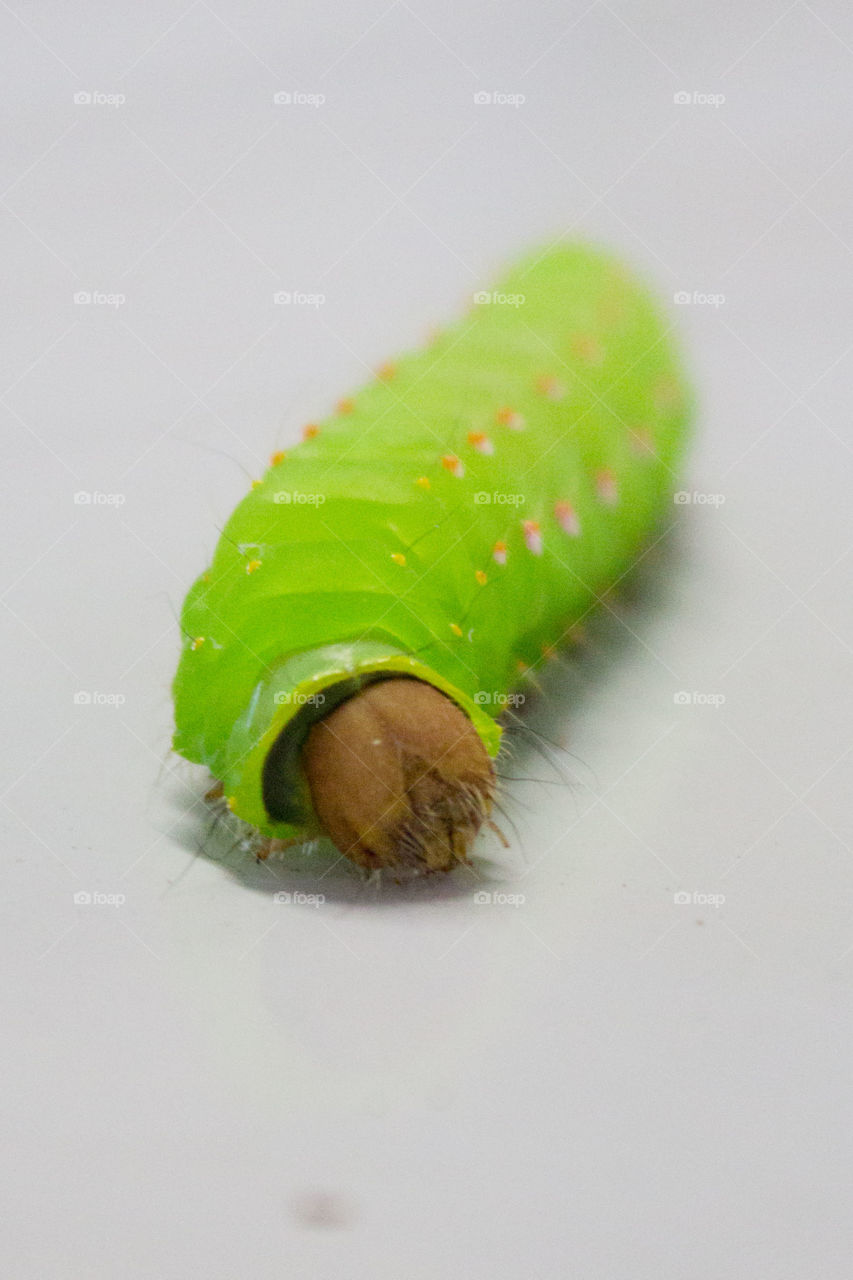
[2,3,852,1276]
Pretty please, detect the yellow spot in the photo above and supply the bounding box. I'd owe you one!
[450,623,463,637]
[302,423,320,440]
[202,572,211,582]
[251,479,262,488]
[415,475,431,490]
[475,569,487,585]
[516,658,528,673]
[391,552,406,567]
[336,398,355,415]
[377,361,396,382]
[270,450,286,466]
[191,636,205,651]
[246,558,262,574]
[226,796,237,811]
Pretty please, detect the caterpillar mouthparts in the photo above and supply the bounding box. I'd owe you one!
[300,678,495,874]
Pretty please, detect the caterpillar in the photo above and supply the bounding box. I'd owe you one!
[172,242,692,874]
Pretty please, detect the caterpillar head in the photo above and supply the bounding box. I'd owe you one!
[302,677,495,874]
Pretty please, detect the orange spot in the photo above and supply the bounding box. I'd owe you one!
[390,552,406,567]
[270,450,286,466]
[302,423,320,440]
[475,569,487,585]
[496,405,525,430]
[336,398,355,415]
[415,475,431,490]
[541,643,557,660]
[570,333,605,366]
[522,519,543,555]
[191,636,205,651]
[492,540,507,565]
[450,622,463,637]
[377,361,396,382]
[535,374,567,401]
[467,430,495,456]
[442,453,465,478]
[246,558,262,574]
[554,499,580,536]
[595,469,618,505]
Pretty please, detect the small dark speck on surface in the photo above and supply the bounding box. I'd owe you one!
[290,1189,354,1229]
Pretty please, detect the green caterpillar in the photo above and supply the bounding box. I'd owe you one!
[173,242,691,870]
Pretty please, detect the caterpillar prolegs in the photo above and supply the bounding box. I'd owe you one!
[172,243,692,873]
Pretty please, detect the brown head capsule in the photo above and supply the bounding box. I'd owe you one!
[301,677,495,873]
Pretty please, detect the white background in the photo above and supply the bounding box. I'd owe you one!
[2,2,852,1276]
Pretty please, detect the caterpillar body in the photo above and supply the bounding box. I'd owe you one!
[173,243,692,873]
